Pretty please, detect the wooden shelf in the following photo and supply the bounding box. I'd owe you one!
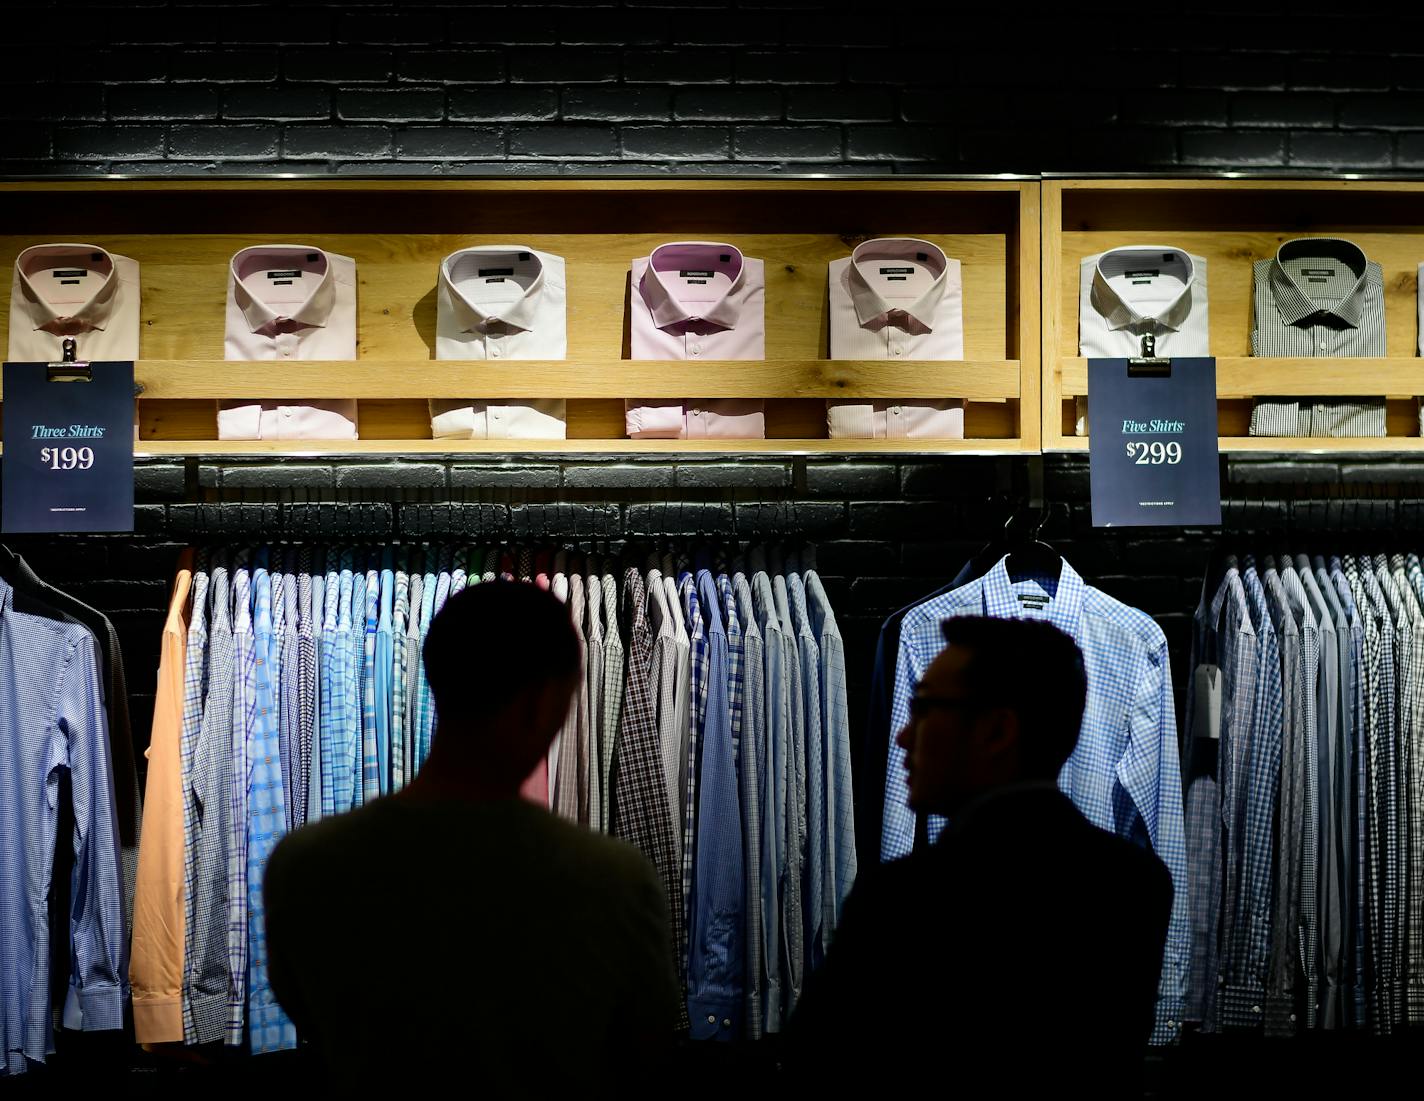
[119,438,1038,457]
[7,359,1022,401]
[1042,177,1424,453]
[1059,358,1424,399]
[0,175,1041,455]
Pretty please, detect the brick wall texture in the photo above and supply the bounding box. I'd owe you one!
[6,1,1421,175]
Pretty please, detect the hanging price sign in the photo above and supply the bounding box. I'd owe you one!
[3,360,134,533]
[1087,356,1221,528]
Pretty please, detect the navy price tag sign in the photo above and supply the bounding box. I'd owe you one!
[1087,357,1221,528]
[3,361,135,533]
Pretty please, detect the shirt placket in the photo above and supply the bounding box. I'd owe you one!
[685,330,706,359]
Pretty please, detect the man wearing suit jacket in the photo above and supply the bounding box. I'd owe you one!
[787,616,1172,1097]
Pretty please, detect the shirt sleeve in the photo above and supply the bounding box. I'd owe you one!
[58,632,128,1032]
[1123,634,1188,1044]
[625,400,685,440]
[216,401,264,441]
[881,626,921,862]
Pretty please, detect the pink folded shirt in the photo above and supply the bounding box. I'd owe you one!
[219,245,359,441]
[625,241,766,440]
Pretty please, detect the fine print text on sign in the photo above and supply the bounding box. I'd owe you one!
[2,361,134,534]
[1087,358,1221,528]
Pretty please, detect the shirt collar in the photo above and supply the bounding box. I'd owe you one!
[1089,247,1196,334]
[980,554,1085,637]
[640,241,746,330]
[231,245,336,332]
[845,237,947,333]
[14,243,122,334]
[1269,237,1370,328]
[441,246,547,333]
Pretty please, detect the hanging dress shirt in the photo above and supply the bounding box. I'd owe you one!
[175,563,209,1043]
[0,577,124,1075]
[8,242,141,362]
[225,566,254,1047]
[1077,246,1210,436]
[219,245,360,441]
[827,237,965,439]
[430,245,568,440]
[886,556,1189,1045]
[600,572,625,831]
[584,563,606,832]
[626,241,767,440]
[647,569,685,858]
[732,571,769,1039]
[130,551,192,1045]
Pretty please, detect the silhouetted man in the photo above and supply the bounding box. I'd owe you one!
[264,582,680,1088]
[787,616,1172,1096]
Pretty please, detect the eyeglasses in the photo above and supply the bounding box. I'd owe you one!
[908,694,980,720]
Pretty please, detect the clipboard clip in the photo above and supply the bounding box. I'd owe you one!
[47,338,91,381]
[1127,332,1171,376]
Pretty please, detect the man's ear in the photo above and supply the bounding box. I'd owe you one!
[981,707,1021,755]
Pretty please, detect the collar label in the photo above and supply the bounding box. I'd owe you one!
[266,269,302,279]
[1016,593,1050,610]
[879,266,915,275]
[680,269,715,278]
[1124,269,1159,281]
[51,269,89,278]
[479,267,514,277]
[1301,268,1336,277]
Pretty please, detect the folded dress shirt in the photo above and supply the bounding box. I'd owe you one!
[826,237,964,440]
[9,242,141,362]
[1077,246,1210,435]
[1250,238,1386,438]
[430,245,568,440]
[219,245,359,441]
[626,242,766,440]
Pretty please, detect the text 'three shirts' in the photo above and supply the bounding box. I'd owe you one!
[219,245,359,441]
[1076,246,1210,436]
[430,245,569,441]
[8,242,141,362]
[1250,238,1386,438]
[626,241,767,440]
[826,238,964,440]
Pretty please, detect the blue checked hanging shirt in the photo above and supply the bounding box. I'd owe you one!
[886,556,1191,1045]
[225,567,254,1047]
[304,564,324,825]
[1329,557,1368,1030]
[404,571,424,788]
[339,561,363,813]
[771,570,807,1016]
[414,571,438,774]
[680,572,708,942]
[247,570,297,1053]
[360,569,380,805]
[0,578,125,1076]
[805,569,857,958]
[375,568,393,796]
[177,566,210,1045]
[1221,562,1283,1030]
[687,570,746,1041]
[185,563,233,1045]
[295,552,317,830]
[319,567,342,818]
[731,573,768,1039]
[391,571,409,792]
[1371,558,1406,1030]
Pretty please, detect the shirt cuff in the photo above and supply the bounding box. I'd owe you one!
[132,993,185,1044]
[216,401,262,441]
[687,995,741,1042]
[1150,997,1184,1046]
[1408,979,1424,1023]
[625,400,685,439]
[1220,983,1267,1031]
[1263,993,1298,1037]
[429,399,476,439]
[63,980,127,1032]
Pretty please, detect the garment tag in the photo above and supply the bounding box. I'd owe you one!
[1307,277,1328,284]
[1193,664,1222,740]
[680,269,715,278]
[266,269,302,279]
[1161,253,1177,262]
[485,276,506,283]
[518,252,530,262]
[52,269,88,278]
[686,279,707,284]
[272,279,293,286]
[880,266,915,275]
[1124,269,1159,279]
[306,252,319,262]
[1015,593,1049,610]
[1301,268,1335,277]
[886,276,907,281]
[916,252,928,261]
[60,280,80,285]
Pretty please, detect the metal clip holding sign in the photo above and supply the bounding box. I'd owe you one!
[1127,332,1172,378]
[2,355,135,534]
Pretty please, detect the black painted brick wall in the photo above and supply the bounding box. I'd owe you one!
[6,1,1424,175]
[3,452,1405,862]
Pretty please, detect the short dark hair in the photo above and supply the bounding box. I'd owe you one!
[939,616,1087,777]
[423,580,580,726]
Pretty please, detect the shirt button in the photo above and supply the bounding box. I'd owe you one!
[722,1018,732,1028]
[691,343,702,356]
[1252,1005,1261,1014]
[491,346,502,358]
[1319,342,1327,351]
[706,1015,716,1025]
[893,347,904,356]
[891,407,901,416]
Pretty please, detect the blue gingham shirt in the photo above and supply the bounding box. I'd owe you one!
[805,570,857,957]
[414,571,438,774]
[304,565,324,825]
[686,571,746,1040]
[680,573,708,937]
[1370,558,1406,1029]
[0,578,125,1075]
[360,569,380,805]
[733,573,773,1038]
[177,565,210,1045]
[226,567,253,1046]
[1222,563,1283,1029]
[319,568,343,818]
[771,571,807,1016]
[247,570,297,1053]
[390,571,409,792]
[887,556,1190,1044]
